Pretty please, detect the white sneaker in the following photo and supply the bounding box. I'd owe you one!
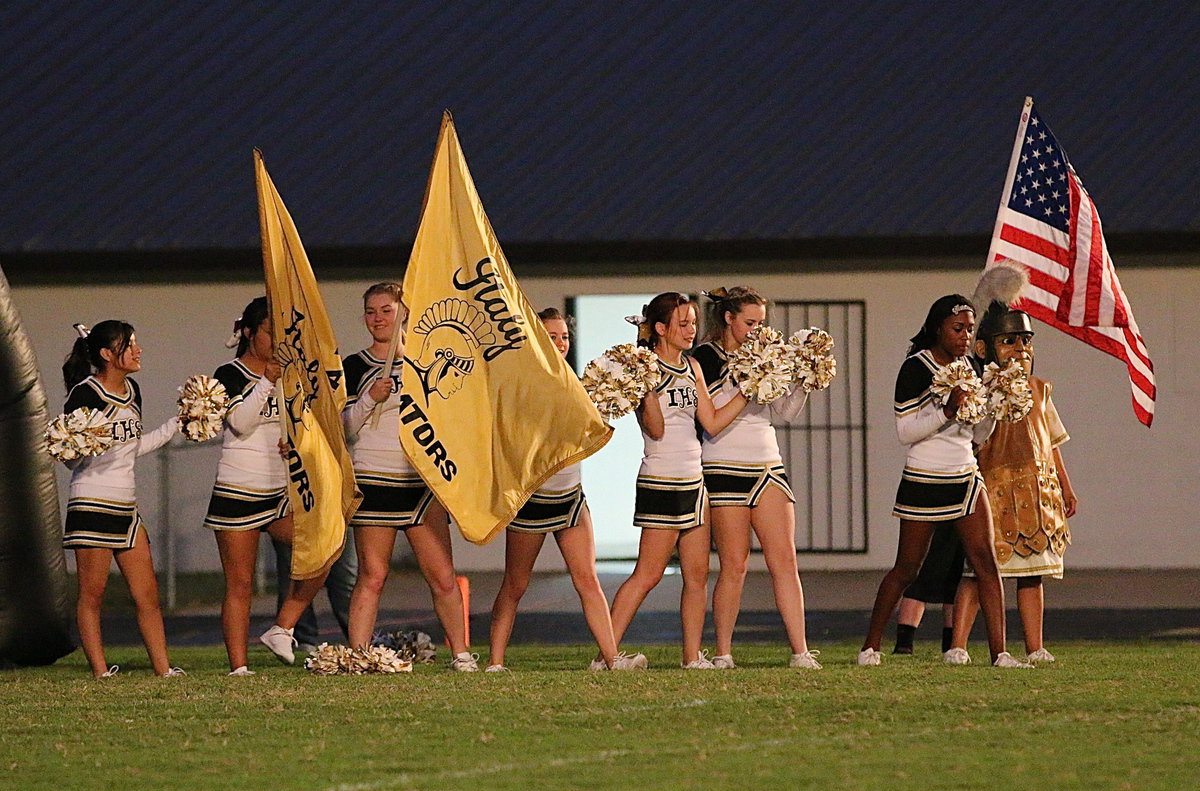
[484,663,508,672]
[856,648,882,666]
[609,651,648,671]
[993,651,1034,668]
[943,647,971,665]
[98,665,119,678]
[712,654,737,669]
[259,625,297,665]
[1026,648,1056,664]
[451,652,480,672]
[588,657,607,672]
[790,650,822,669]
[161,667,187,677]
[682,650,716,670]
[228,666,256,676]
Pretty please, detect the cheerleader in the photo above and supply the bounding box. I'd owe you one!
[60,321,183,677]
[202,297,301,674]
[606,292,747,669]
[343,283,476,671]
[486,308,646,672]
[858,295,1029,668]
[693,287,820,670]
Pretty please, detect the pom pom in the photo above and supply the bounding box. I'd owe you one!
[177,374,229,442]
[44,407,113,462]
[930,360,987,425]
[727,326,795,404]
[371,630,438,664]
[303,643,414,675]
[786,328,837,392]
[582,344,661,420]
[983,360,1033,423]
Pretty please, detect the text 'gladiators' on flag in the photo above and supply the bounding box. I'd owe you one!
[399,112,612,544]
[985,96,1156,426]
[255,150,362,578]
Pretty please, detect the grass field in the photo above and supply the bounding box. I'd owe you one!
[3,642,1197,790]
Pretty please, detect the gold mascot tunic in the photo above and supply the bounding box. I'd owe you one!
[976,376,1070,578]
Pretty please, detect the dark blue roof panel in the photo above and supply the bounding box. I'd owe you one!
[3,1,1199,251]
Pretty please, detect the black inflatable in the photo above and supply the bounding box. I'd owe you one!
[0,265,73,666]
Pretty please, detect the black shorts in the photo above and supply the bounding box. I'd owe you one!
[904,525,965,604]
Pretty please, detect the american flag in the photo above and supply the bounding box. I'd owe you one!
[985,97,1155,426]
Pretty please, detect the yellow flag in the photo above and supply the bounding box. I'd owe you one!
[254,150,362,579]
[400,113,612,544]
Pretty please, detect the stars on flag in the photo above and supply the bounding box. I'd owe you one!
[1007,107,1070,233]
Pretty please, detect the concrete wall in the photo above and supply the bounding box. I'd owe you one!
[14,254,1197,573]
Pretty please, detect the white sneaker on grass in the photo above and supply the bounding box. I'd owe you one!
[993,651,1034,668]
[682,650,716,670]
[856,648,882,666]
[451,652,480,672]
[1026,648,1056,664]
[609,652,648,671]
[98,665,119,678]
[790,650,822,669]
[484,663,508,673]
[259,625,297,665]
[588,657,607,672]
[943,647,971,665]
[228,666,256,676]
[712,654,737,669]
[161,667,187,677]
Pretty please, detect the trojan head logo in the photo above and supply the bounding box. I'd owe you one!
[407,298,497,403]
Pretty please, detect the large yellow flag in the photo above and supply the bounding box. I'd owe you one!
[254,150,361,579]
[400,113,612,544]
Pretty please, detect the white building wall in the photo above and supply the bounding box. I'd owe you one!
[13,258,1197,573]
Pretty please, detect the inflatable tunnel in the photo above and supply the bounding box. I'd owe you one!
[0,265,73,666]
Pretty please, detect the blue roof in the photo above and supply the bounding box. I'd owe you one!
[3,1,1199,252]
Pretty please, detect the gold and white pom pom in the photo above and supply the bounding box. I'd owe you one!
[983,360,1033,423]
[44,407,114,463]
[177,374,229,442]
[930,360,987,425]
[786,328,838,392]
[727,326,795,404]
[303,643,413,675]
[582,343,661,420]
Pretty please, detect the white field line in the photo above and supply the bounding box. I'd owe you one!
[322,737,790,791]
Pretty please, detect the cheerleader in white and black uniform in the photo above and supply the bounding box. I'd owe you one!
[606,292,747,669]
[61,321,182,677]
[693,286,821,670]
[858,294,1028,667]
[486,308,645,672]
[343,283,476,671]
[201,297,298,674]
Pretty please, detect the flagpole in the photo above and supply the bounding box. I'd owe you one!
[369,306,403,429]
[984,96,1034,269]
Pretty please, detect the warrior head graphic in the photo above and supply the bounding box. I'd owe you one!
[407,298,496,402]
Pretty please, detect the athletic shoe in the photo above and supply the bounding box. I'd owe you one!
[856,648,882,666]
[1026,648,1056,664]
[588,657,607,672]
[228,666,256,676]
[992,651,1034,668]
[451,652,480,672]
[789,650,822,669]
[484,663,508,672]
[98,665,119,678]
[259,625,297,665]
[712,654,737,669]
[609,652,648,671]
[892,645,914,655]
[682,650,716,670]
[161,667,187,677]
[943,647,971,665]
